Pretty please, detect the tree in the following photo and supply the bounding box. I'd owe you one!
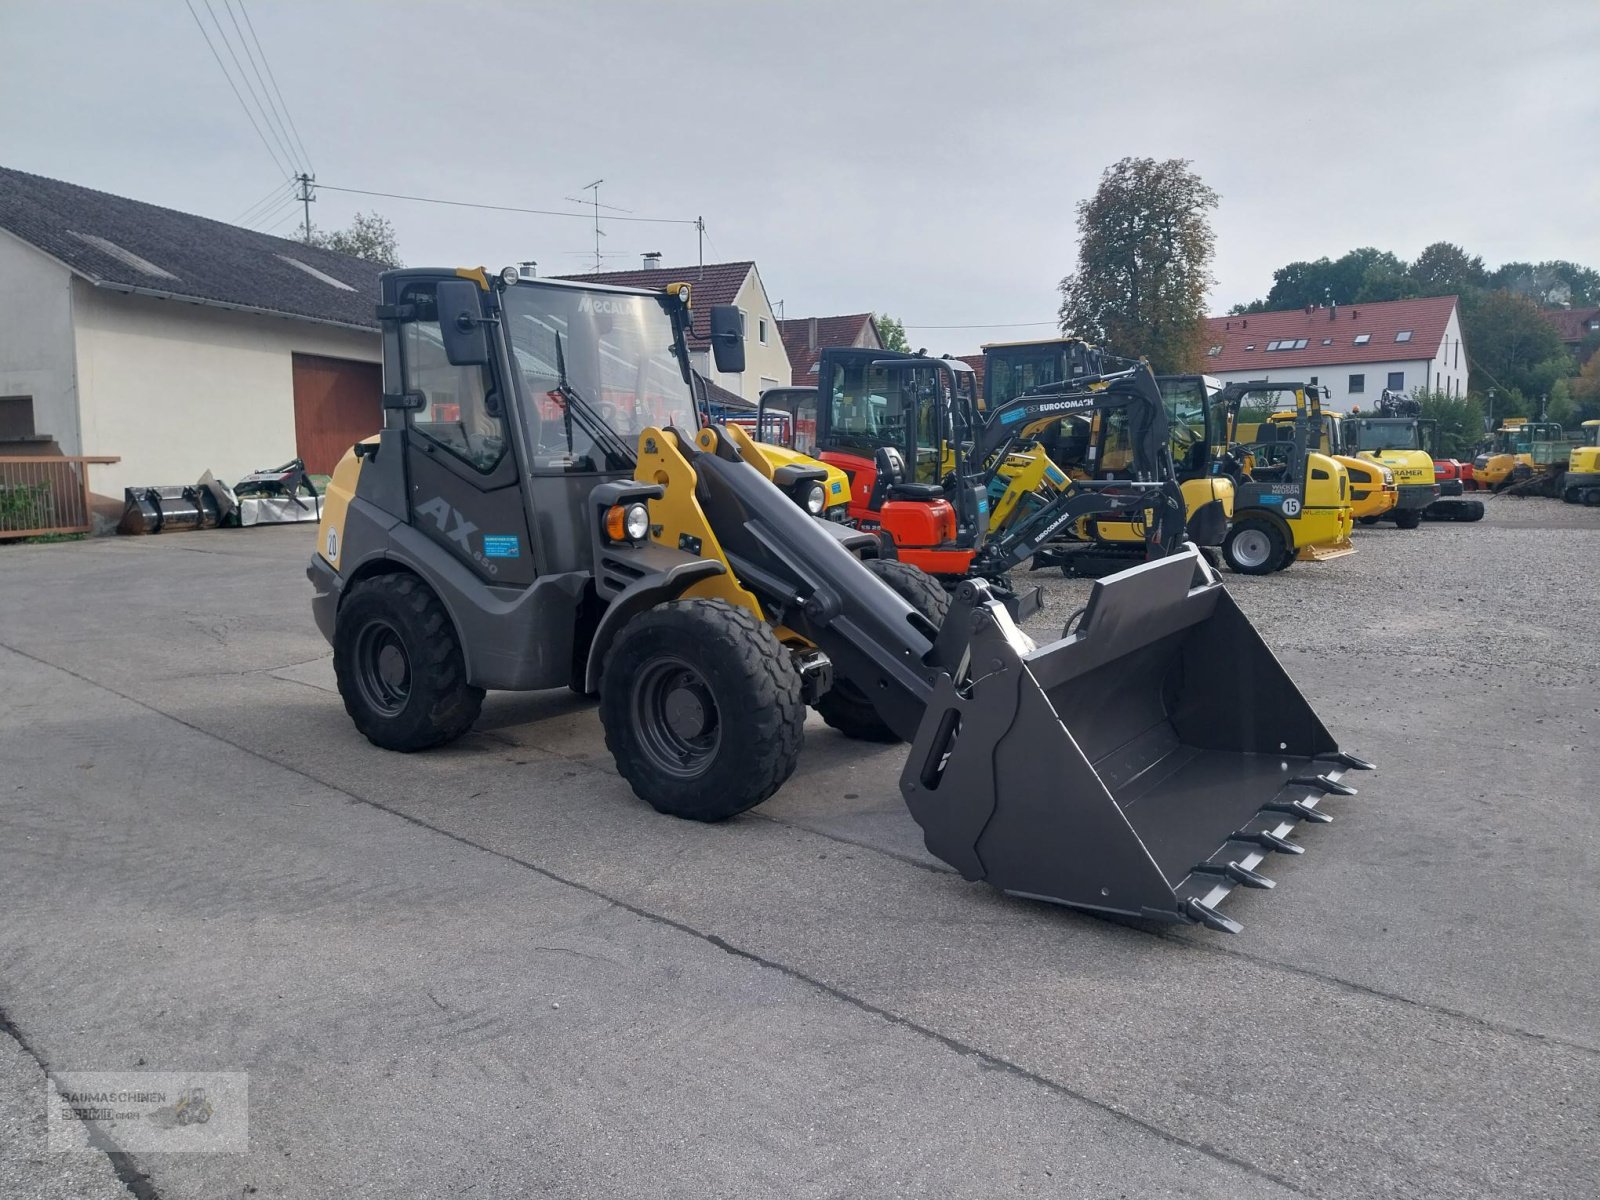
[1570,352,1600,422]
[307,212,403,267]
[1409,242,1487,297]
[1490,260,1600,307]
[1458,289,1573,402]
[1412,388,1485,459]
[1252,247,1415,311]
[872,313,910,353]
[1057,157,1218,372]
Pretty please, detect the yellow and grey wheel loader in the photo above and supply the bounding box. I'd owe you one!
[307,266,1370,932]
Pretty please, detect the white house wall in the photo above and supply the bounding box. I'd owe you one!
[71,282,379,494]
[1214,358,1434,412]
[0,230,79,451]
[702,269,791,401]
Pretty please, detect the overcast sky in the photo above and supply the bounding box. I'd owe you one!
[4,1,1598,352]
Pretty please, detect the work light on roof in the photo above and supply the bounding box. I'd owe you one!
[499,265,520,286]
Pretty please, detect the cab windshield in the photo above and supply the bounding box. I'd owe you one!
[986,347,1065,408]
[1350,419,1421,452]
[503,283,690,471]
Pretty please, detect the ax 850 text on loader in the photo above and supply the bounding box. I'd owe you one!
[307,267,1371,932]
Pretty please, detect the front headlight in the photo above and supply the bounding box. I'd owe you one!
[1382,468,1394,484]
[804,482,827,515]
[623,502,651,540]
[605,501,652,543]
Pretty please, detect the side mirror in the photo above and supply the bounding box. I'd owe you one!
[708,304,746,374]
[436,280,490,366]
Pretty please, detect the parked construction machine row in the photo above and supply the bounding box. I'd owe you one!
[305,267,1370,932]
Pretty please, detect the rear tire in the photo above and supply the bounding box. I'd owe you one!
[1358,515,1382,526]
[1222,518,1286,576]
[814,559,948,743]
[333,574,484,751]
[1275,542,1298,571]
[601,599,803,820]
[1392,508,1423,529]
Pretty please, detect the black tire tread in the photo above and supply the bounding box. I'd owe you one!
[600,598,803,821]
[1222,518,1287,576]
[333,573,484,751]
[814,559,948,742]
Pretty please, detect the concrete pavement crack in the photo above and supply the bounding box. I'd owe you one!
[0,1005,160,1200]
[0,639,1316,1194]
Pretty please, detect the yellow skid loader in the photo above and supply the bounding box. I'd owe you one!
[1564,420,1600,505]
[307,266,1370,932]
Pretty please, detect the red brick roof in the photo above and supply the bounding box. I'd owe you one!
[1539,305,1600,345]
[1203,296,1458,373]
[554,261,754,347]
[956,354,985,392]
[778,313,879,383]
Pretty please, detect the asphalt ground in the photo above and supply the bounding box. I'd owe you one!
[2,493,1596,1199]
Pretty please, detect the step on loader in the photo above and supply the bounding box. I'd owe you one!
[306,266,1370,932]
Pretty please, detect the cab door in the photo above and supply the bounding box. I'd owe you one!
[392,277,536,587]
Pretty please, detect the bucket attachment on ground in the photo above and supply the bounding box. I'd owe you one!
[1297,536,1355,562]
[901,550,1370,932]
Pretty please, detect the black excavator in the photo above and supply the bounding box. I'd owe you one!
[303,265,1372,933]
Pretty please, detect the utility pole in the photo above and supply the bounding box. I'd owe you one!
[696,216,704,278]
[295,173,316,242]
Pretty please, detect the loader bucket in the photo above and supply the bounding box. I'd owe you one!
[901,550,1370,932]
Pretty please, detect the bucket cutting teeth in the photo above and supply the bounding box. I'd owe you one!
[1291,774,1358,796]
[1323,751,1376,771]
[1264,798,1334,824]
[1236,829,1305,855]
[1194,861,1276,889]
[1184,898,1245,934]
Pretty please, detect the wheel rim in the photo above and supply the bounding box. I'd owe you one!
[353,618,411,717]
[1232,528,1273,568]
[632,656,721,779]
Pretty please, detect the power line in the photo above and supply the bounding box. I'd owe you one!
[902,319,1060,330]
[183,0,290,177]
[221,0,301,172]
[232,178,291,225]
[247,199,298,232]
[315,182,700,225]
[235,0,313,172]
[201,0,299,171]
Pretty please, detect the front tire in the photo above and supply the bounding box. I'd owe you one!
[333,574,484,751]
[814,559,949,742]
[1392,508,1423,529]
[1222,518,1286,576]
[1358,515,1382,526]
[601,599,803,820]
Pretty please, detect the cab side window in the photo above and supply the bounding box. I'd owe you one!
[400,283,505,473]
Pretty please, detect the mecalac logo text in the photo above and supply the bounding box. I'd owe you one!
[577,296,633,315]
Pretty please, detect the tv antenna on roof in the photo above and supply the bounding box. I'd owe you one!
[563,179,633,272]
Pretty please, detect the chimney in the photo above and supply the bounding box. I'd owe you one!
[1351,308,1359,319]
[641,251,662,270]
[1242,318,1247,329]
[1305,304,1314,316]
[518,260,537,279]
[1329,302,1337,321]
[808,317,818,350]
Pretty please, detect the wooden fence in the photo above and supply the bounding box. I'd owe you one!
[0,456,121,538]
